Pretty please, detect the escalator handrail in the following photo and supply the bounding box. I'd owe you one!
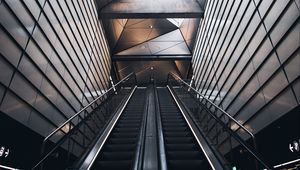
[154,85,168,170]
[42,72,137,145]
[167,72,255,141]
[167,72,273,169]
[132,87,149,170]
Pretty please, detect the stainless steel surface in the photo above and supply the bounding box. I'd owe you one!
[112,55,192,61]
[104,17,199,83]
[154,87,167,170]
[142,86,159,170]
[99,0,204,18]
[109,20,196,56]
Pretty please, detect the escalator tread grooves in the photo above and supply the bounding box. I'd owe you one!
[91,89,146,170]
[158,88,211,170]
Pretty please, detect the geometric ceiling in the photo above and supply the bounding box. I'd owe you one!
[103,18,200,58]
[95,0,208,84]
[98,0,205,82]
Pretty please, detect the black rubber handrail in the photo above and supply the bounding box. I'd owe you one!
[33,72,137,169]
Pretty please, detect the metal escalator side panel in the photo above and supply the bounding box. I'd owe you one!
[141,85,159,170]
[164,86,224,170]
[88,88,147,170]
[78,86,137,170]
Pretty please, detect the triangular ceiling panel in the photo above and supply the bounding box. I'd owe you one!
[126,19,146,27]
[114,41,141,53]
[156,42,190,55]
[167,18,184,27]
[185,39,194,51]
[150,29,184,42]
[104,18,198,56]
[103,19,127,48]
[118,28,152,43]
[115,31,191,56]
[179,18,200,50]
[115,19,179,54]
[147,27,178,40]
[148,41,182,54]
[116,43,151,55]
[116,19,128,27]
[113,20,125,42]
[126,19,178,29]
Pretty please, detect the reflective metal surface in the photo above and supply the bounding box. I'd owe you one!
[115,60,182,84]
[99,0,204,18]
[102,17,201,82]
[192,2,299,167]
[0,0,111,139]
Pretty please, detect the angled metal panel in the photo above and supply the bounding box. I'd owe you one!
[116,43,152,55]
[156,42,191,55]
[148,41,181,54]
[150,29,184,42]
[179,18,200,50]
[118,28,152,43]
[99,0,204,18]
[112,55,192,61]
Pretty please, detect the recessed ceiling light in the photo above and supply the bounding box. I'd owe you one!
[149,25,153,28]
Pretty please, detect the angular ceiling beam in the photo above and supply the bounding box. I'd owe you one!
[112,55,192,61]
[99,0,204,19]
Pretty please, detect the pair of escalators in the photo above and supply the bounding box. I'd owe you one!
[89,87,211,170]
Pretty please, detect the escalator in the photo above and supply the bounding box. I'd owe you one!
[90,89,146,170]
[33,74,271,170]
[157,88,212,170]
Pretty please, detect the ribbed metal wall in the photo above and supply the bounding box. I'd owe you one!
[192,0,299,134]
[0,0,111,137]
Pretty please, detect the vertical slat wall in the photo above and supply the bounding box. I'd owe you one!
[192,0,299,134]
[0,0,111,136]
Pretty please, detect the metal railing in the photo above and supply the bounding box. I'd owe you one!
[167,72,271,170]
[33,73,137,169]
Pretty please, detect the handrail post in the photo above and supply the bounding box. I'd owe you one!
[252,136,259,170]
[166,73,170,85]
[109,76,117,94]
[188,75,194,92]
[150,66,154,82]
[134,73,137,85]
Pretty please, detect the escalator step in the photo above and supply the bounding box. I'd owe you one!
[158,88,212,170]
[163,127,188,132]
[166,144,198,151]
[111,132,138,138]
[114,127,139,132]
[91,89,146,170]
[165,137,194,144]
[168,160,205,170]
[167,151,203,159]
[103,144,136,152]
[162,123,186,127]
[116,123,141,128]
[107,138,137,144]
[100,151,134,160]
[164,132,192,137]
[98,160,132,170]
